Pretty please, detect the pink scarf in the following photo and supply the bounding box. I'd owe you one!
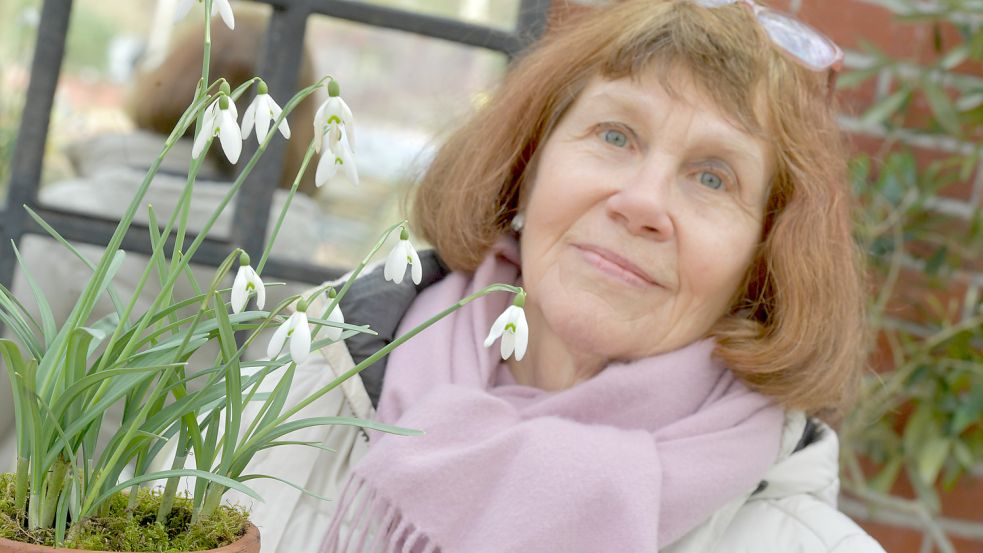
[321,237,784,553]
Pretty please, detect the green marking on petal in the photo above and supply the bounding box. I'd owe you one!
[505,323,516,333]
[327,115,342,124]
[406,255,413,264]
[335,158,343,165]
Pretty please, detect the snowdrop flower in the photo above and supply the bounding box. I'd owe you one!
[484,291,529,361]
[321,288,345,342]
[268,299,312,364]
[231,252,265,314]
[384,227,422,285]
[314,125,358,187]
[312,80,356,154]
[313,79,358,187]
[241,79,290,143]
[193,93,242,164]
[175,0,235,30]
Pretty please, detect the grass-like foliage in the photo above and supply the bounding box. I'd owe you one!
[0,0,525,549]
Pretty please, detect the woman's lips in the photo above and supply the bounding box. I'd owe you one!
[574,244,658,288]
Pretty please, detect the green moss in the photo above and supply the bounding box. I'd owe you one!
[0,473,249,552]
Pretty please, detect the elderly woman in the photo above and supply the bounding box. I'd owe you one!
[239,1,885,551]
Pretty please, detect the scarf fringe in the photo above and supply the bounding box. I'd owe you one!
[322,472,441,553]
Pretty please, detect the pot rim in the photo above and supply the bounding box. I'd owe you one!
[0,522,259,553]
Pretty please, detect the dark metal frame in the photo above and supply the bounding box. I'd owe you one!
[0,0,551,294]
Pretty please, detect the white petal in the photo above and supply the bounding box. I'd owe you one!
[500,331,516,360]
[191,124,212,159]
[231,266,249,314]
[248,268,266,310]
[267,317,291,359]
[218,111,242,163]
[384,242,407,284]
[290,313,311,363]
[174,0,195,21]
[215,0,235,29]
[483,308,511,348]
[338,98,356,151]
[335,127,358,187]
[240,98,257,139]
[312,102,327,152]
[408,242,422,285]
[314,147,338,187]
[254,95,272,142]
[513,308,529,361]
[324,304,344,342]
[270,100,290,139]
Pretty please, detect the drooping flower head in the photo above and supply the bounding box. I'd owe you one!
[231,251,265,314]
[193,82,242,164]
[267,299,312,364]
[174,0,235,30]
[484,291,529,361]
[241,79,291,143]
[322,287,345,342]
[384,226,422,285]
[313,79,358,187]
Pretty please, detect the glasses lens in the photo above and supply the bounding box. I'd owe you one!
[757,10,840,70]
[693,0,739,7]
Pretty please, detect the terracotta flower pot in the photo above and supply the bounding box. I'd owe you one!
[0,523,259,553]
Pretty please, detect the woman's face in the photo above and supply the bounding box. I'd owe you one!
[519,70,774,364]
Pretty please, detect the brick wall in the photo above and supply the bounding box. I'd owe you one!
[554,1,983,551]
[775,2,983,551]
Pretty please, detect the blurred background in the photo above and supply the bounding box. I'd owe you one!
[1,0,982,551]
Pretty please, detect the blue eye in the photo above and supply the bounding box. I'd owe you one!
[699,171,725,190]
[602,129,628,148]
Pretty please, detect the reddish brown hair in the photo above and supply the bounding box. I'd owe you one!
[127,9,317,194]
[411,0,868,415]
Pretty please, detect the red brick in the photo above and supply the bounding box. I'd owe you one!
[947,536,983,553]
[856,520,925,553]
[881,267,970,326]
[938,473,983,522]
[798,0,964,65]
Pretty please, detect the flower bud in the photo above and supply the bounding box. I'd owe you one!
[239,251,251,266]
[219,94,230,110]
[257,79,268,95]
[219,79,231,96]
[327,288,337,299]
[400,227,409,241]
[297,299,309,313]
[512,290,526,308]
[328,79,341,98]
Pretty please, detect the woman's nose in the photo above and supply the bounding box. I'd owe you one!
[604,162,675,241]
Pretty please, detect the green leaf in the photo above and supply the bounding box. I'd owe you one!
[10,241,58,347]
[921,79,961,135]
[868,457,903,494]
[924,245,948,276]
[239,473,332,502]
[861,86,912,127]
[89,469,263,514]
[917,436,952,486]
[940,44,970,70]
[836,65,882,90]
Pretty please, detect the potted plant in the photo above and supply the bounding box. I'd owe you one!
[0,1,525,551]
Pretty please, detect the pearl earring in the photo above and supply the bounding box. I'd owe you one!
[510,212,525,232]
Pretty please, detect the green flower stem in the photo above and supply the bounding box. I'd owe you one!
[237,284,523,461]
[106,80,327,373]
[308,221,407,344]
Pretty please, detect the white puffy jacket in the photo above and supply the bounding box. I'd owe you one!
[229,259,886,553]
